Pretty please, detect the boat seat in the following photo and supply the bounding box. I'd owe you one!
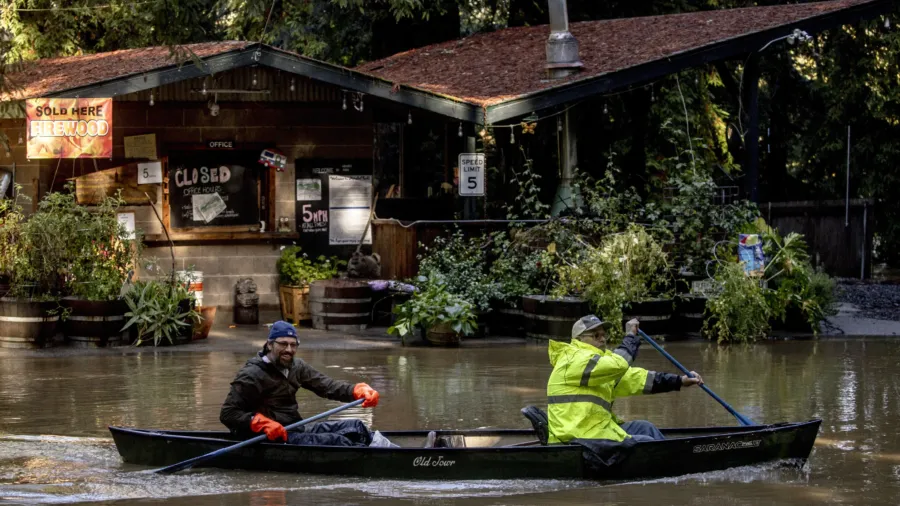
[434,434,467,448]
[521,406,549,446]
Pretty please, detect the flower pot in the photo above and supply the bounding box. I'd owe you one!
[522,295,588,342]
[279,285,311,324]
[622,298,675,337]
[0,297,60,349]
[61,297,129,348]
[192,306,217,340]
[425,322,461,347]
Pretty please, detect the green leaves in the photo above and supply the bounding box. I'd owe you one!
[276,246,345,287]
[387,275,478,343]
[122,279,199,347]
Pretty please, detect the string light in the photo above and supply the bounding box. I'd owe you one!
[510,128,515,145]
[149,91,155,106]
[342,94,347,110]
[252,72,258,86]
[408,112,413,125]
[290,78,295,92]
[603,102,608,114]
[651,88,656,102]
[458,123,463,137]
[201,81,207,95]
[479,128,487,137]
[18,133,23,144]
[557,117,562,132]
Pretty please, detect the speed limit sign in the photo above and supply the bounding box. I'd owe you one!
[137,161,163,184]
[458,153,484,196]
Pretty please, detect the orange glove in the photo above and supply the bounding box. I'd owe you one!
[353,383,380,408]
[250,413,287,442]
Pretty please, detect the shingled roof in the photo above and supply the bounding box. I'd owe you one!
[359,0,887,118]
[2,41,251,101]
[0,0,888,124]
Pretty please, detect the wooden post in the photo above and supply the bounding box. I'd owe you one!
[743,57,761,203]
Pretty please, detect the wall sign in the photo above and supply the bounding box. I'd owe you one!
[26,98,113,159]
[117,212,136,240]
[124,134,157,159]
[458,153,485,196]
[168,150,260,228]
[137,161,163,185]
[207,140,234,149]
[295,159,371,255]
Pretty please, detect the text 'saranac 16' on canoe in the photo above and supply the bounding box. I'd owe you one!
[109,418,821,480]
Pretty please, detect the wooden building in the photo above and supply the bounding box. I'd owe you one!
[0,0,888,315]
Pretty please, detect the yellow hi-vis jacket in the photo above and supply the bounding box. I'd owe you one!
[546,336,681,443]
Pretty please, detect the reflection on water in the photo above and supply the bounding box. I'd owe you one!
[0,340,899,504]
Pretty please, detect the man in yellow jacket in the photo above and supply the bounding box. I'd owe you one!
[547,315,703,444]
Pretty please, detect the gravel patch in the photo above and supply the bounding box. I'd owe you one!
[836,281,900,322]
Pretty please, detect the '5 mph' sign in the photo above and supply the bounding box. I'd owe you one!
[458,153,485,196]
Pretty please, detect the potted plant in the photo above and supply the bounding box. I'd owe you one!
[0,189,85,348]
[63,192,143,347]
[553,225,671,341]
[0,187,26,298]
[276,246,343,324]
[121,277,200,346]
[488,231,553,336]
[387,276,478,347]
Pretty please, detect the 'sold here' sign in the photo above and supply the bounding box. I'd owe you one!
[26,98,113,159]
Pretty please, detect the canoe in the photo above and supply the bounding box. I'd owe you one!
[109,419,821,480]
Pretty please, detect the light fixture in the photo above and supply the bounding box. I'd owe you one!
[290,78,296,92]
[603,102,608,114]
[458,123,463,137]
[18,133,23,144]
[201,81,207,95]
[149,91,155,106]
[408,112,413,125]
[209,94,219,116]
[252,72,258,86]
[557,117,562,132]
[510,128,515,145]
[651,88,656,102]
[342,94,347,111]
[479,128,487,137]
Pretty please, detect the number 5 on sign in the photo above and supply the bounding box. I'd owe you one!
[458,153,485,196]
[138,161,163,185]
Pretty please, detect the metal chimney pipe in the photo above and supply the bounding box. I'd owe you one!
[546,0,583,79]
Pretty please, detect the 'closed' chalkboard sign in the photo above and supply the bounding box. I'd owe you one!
[168,150,260,228]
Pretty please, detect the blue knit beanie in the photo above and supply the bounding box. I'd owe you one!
[268,320,298,340]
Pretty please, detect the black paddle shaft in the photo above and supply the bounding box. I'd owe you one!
[153,398,366,474]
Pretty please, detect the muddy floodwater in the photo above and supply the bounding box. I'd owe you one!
[1,339,899,505]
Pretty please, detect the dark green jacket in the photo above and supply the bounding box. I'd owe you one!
[220,354,355,436]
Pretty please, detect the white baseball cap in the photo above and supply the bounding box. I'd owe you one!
[571,315,612,340]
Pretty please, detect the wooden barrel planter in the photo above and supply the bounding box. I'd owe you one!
[61,298,129,348]
[489,306,525,337]
[675,295,707,335]
[0,297,60,349]
[522,296,588,342]
[425,322,461,347]
[309,280,372,332]
[622,298,675,336]
[279,285,311,324]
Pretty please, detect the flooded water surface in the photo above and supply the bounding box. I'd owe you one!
[1,339,899,505]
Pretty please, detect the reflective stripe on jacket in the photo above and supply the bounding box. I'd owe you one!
[546,335,681,443]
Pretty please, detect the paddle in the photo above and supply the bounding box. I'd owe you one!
[636,329,756,426]
[153,398,366,474]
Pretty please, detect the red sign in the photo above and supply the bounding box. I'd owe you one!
[26,98,113,159]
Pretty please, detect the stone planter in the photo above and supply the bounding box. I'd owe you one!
[61,297,129,348]
[0,297,60,349]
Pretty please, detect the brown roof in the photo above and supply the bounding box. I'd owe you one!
[2,41,250,100]
[357,0,876,107]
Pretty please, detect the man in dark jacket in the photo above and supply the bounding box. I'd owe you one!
[220,321,388,447]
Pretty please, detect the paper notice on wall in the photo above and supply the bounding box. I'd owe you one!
[296,178,322,201]
[192,193,227,223]
[328,175,372,245]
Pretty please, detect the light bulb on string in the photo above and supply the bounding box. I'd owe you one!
[510,128,515,145]
[651,88,656,102]
[252,72,258,86]
[149,91,155,106]
[458,123,463,137]
[557,117,562,132]
[342,94,347,111]
[603,102,608,114]
[201,81,207,95]
[408,112,413,125]
[479,128,487,137]
[18,133,23,144]
[290,78,296,92]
